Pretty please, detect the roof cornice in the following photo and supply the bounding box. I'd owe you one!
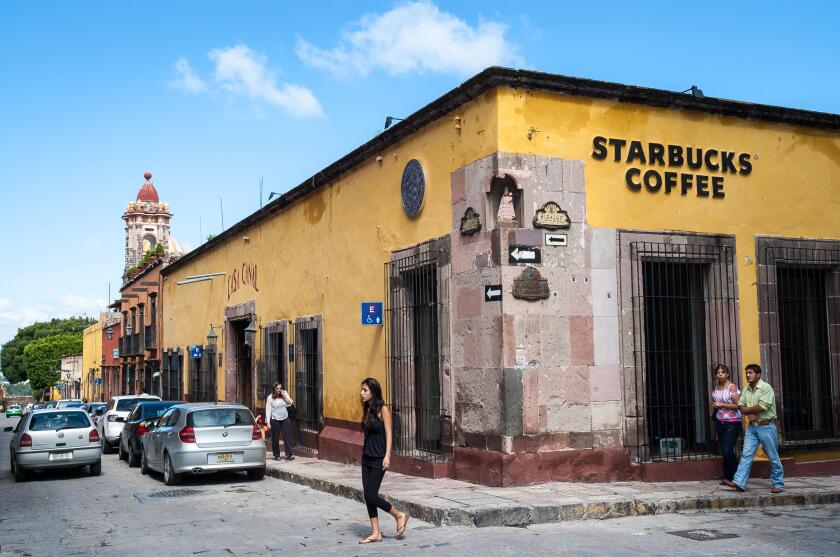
[163,67,839,276]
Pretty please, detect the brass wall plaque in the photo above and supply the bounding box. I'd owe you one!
[460,207,481,235]
[512,266,550,301]
[533,201,571,230]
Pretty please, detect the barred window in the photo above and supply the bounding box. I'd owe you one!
[758,238,840,447]
[621,235,740,463]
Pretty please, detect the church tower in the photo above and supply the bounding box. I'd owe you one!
[123,172,184,274]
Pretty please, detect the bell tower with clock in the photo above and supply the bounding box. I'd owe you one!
[123,172,184,275]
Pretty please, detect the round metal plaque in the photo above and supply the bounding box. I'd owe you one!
[401,159,425,217]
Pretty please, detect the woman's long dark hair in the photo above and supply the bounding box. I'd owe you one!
[360,377,385,431]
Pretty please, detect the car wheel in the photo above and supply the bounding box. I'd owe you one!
[12,455,27,482]
[127,446,138,468]
[247,467,265,481]
[163,453,180,486]
[102,436,112,454]
[89,460,102,476]
[140,448,149,475]
[118,439,127,461]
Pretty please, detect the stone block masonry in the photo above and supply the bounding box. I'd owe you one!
[448,152,626,485]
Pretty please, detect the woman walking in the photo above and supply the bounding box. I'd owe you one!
[711,364,742,484]
[266,383,295,461]
[358,377,408,544]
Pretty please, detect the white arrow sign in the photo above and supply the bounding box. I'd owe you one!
[511,247,536,261]
[485,284,503,301]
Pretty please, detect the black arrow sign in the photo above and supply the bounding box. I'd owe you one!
[508,245,541,264]
[484,284,503,302]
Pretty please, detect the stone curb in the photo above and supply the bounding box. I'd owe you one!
[265,467,840,528]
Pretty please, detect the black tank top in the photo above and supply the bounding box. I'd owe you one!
[363,411,386,458]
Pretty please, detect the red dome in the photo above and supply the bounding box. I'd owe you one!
[137,172,159,202]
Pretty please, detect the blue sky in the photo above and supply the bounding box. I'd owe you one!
[0,1,838,348]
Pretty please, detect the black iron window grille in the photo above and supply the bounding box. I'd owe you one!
[143,363,152,395]
[759,241,840,447]
[121,364,131,395]
[161,349,183,401]
[198,348,216,402]
[625,239,740,463]
[259,322,288,415]
[289,317,323,455]
[385,249,451,462]
[188,354,200,402]
[138,304,145,352]
[148,362,160,398]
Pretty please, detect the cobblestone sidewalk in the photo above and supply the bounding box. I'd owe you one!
[265,457,840,527]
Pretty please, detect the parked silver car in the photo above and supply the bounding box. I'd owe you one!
[140,403,265,485]
[5,409,102,481]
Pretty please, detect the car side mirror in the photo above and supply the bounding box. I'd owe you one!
[115,417,125,423]
[3,427,12,432]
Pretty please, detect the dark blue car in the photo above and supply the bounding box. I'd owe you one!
[118,401,180,467]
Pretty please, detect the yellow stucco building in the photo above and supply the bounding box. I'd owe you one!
[161,68,840,485]
[82,321,103,402]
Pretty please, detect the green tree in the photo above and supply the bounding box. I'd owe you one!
[0,317,94,383]
[22,333,83,395]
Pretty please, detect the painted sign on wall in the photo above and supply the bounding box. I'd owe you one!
[227,262,259,300]
[591,136,753,199]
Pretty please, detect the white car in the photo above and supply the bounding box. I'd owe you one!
[56,399,83,409]
[98,395,161,453]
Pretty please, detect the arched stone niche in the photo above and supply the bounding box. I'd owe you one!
[485,173,523,230]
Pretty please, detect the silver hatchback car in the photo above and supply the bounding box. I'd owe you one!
[5,409,102,481]
[140,403,266,485]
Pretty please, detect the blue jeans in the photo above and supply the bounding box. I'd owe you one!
[716,421,742,481]
[732,422,784,489]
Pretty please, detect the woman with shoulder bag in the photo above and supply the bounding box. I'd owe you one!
[358,377,408,544]
[266,383,295,461]
[711,364,742,484]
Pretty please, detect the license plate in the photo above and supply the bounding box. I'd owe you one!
[215,452,235,463]
[49,451,73,461]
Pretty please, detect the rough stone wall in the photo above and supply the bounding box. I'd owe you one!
[450,152,623,454]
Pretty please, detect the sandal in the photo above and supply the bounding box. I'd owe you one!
[397,513,410,537]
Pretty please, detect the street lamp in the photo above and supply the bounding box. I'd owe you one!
[207,326,218,349]
[244,319,257,347]
[125,322,133,335]
[105,327,113,340]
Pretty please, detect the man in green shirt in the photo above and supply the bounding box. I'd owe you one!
[724,364,785,493]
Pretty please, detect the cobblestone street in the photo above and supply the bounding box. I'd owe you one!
[2,417,840,556]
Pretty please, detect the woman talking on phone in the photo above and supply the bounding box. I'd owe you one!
[358,377,409,544]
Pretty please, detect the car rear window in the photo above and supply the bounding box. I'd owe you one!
[188,408,254,428]
[65,402,84,408]
[116,398,153,412]
[29,411,91,431]
[142,402,178,418]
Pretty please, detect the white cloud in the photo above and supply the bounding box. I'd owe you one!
[296,1,521,77]
[57,294,107,313]
[171,46,322,118]
[171,57,208,93]
[209,45,322,118]
[0,295,106,345]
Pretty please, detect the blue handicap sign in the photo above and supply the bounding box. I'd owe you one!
[361,302,383,326]
[190,345,203,358]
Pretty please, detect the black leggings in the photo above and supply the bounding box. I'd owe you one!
[270,418,293,458]
[361,457,392,519]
